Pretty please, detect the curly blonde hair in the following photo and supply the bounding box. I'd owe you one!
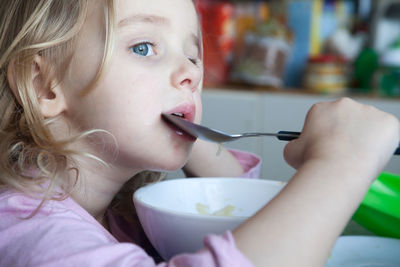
[0,0,163,218]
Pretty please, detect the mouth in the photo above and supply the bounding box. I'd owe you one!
[162,107,197,142]
[170,112,185,119]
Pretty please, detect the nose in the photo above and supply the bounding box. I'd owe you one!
[170,57,202,92]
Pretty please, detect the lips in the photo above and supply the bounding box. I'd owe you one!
[163,104,197,141]
[164,104,196,123]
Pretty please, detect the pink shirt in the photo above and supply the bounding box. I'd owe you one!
[0,150,261,267]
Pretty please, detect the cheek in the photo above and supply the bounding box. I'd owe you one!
[109,68,164,110]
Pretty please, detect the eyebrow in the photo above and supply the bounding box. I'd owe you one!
[118,14,170,28]
[118,13,202,55]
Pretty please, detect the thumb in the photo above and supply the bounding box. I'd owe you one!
[283,138,305,170]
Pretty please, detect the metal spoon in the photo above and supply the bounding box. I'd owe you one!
[162,114,400,155]
[162,113,300,143]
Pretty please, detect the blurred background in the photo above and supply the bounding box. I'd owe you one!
[195,0,400,97]
[168,0,400,181]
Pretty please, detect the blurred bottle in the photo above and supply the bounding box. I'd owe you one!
[372,38,400,97]
[196,0,235,86]
[284,0,313,88]
[353,48,378,93]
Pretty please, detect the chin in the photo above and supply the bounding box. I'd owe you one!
[152,153,190,172]
[162,159,188,172]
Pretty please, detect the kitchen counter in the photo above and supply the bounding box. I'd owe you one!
[204,83,400,102]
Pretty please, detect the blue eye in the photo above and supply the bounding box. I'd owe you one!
[130,42,155,56]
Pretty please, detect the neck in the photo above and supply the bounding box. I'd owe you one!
[67,156,141,224]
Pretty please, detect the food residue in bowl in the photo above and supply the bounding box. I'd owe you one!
[196,203,235,216]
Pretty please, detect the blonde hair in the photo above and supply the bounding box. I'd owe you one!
[0,0,162,218]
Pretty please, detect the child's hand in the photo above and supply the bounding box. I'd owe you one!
[234,98,399,267]
[284,98,400,176]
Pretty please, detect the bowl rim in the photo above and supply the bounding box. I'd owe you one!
[132,177,286,221]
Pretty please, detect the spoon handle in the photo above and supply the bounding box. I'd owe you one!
[277,131,301,141]
[277,131,400,155]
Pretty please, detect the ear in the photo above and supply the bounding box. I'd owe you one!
[8,55,67,118]
[34,56,67,118]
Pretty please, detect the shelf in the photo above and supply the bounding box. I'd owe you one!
[203,82,400,102]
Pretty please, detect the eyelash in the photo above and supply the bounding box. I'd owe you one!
[189,58,199,65]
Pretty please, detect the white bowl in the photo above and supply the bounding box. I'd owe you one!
[133,177,286,259]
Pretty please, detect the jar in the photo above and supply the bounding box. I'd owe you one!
[303,55,349,94]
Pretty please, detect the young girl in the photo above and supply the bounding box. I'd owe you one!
[0,0,398,266]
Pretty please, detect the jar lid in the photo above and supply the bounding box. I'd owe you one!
[308,54,347,64]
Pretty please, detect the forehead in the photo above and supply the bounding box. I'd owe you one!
[116,0,199,32]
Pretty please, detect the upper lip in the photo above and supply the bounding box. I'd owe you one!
[164,103,196,123]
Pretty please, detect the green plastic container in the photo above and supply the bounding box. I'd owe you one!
[353,172,400,238]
